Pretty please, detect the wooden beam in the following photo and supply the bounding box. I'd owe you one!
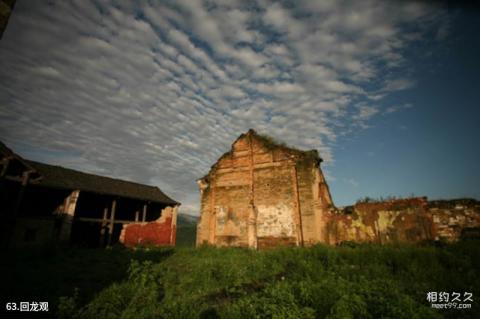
[135,210,139,222]
[80,217,139,224]
[3,175,23,183]
[107,199,117,246]
[99,207,108,246]
[4,175,42,184]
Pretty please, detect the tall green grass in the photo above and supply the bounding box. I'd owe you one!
[2,241,479,318]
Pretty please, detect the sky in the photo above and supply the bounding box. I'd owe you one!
[0,0,479,215]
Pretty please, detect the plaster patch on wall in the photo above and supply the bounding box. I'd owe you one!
[256,204,296,237]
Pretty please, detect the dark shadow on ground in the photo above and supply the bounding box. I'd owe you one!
[0,244,174,318]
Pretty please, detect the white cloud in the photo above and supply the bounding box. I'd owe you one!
[384,103,414,114]
[344,178,360,188]
[0,0,447,215]
[354,104,379,121]
[381,78,415,92]
[257,81,305,95]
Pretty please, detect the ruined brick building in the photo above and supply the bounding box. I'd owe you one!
[1,141,180,248]
[328,197,480,244]
[196,129,334,249]
[197,130,480,248]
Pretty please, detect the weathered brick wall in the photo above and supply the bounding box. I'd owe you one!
[255,163,298,248]
[428,200,480,241]
[120,205,178,247]
[296,159,333,246]
[326,198,480,244]
[196,130,333,249]
[196,180,212,246]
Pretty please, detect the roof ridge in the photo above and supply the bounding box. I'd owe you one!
[25,159,158,189]
[23,160,178,205]
[2,141,179,205]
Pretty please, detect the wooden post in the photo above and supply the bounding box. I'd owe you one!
[142,204,147,222]
[107,199,116,246]
[100,207,109,246]
[135,210,139,222]
[58,190,80,244]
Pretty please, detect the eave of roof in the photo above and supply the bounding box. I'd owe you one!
[1,140,179,205]
[24,160,179,205]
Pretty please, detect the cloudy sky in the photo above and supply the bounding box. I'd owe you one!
[1,0,479,215]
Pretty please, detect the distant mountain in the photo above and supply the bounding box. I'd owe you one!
[177,213,199,226]
[176,213,199,247]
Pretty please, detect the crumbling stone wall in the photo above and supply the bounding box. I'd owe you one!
[196,130,333,249]
[120,205,178,247]
[327,198,432,245]
[428,199,480,241]
[327,198,480,244]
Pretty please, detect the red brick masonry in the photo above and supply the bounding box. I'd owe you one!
[120,206,178,247]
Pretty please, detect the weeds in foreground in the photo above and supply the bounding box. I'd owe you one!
[2,242,479,318]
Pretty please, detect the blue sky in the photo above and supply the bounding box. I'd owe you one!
[330,7,480,205]
[0,0,478,214]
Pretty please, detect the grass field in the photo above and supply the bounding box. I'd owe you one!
[1,241,479,318]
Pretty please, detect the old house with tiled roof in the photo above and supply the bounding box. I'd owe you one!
[0,141,180,248]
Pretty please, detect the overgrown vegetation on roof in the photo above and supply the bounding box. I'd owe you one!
[201,130,322,181]
[355,195,422,205]
[255,132,321,166]
[256,133,290,150]
[354,196,480,210]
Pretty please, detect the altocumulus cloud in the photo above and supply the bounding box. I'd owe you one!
[0,0,447,215]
